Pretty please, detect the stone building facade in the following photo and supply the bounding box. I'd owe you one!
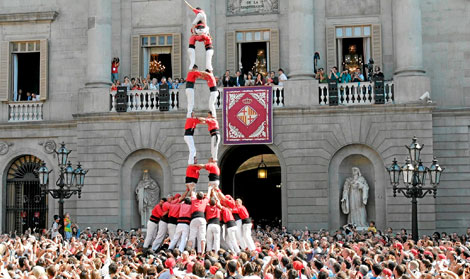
[0,0,469,234]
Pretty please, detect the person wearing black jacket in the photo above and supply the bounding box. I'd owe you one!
[231,71,245,87]
[222,70,232,87]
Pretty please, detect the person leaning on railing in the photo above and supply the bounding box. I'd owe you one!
[340,69,352,83]
[315,68,328,83]
[328,66,340,83]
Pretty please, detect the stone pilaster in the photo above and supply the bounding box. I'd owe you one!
[393,0,430,103]
[287,0,314,80]
[78,0,112,114]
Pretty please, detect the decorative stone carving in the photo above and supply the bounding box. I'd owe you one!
[0,141,13,155]
[135,170,160,227]
[227,0,279,16]
[341,167,369,227]
[39,140,57,154]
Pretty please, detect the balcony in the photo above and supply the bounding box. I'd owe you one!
[8,101,44,121]
[318,81,394,105]
[109,86,286,112]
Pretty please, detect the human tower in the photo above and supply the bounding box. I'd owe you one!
[142,1,256,255]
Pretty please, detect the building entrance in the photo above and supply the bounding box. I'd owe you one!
[219,145,281,228]
[5,155,47,234]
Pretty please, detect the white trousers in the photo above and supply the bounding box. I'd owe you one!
[151,220,168,250]
[188,217,207,253]
[186,88,194,118]
[169,223,190,252]
[210,134,220,161]
[225,225,241,253]
[167,223,176,242]
[188,48,196,70]
[206,223,221,252]
[220,225,230,251]
[143,220,158,249]
[206,49,214,71]
[184,135,197,165]
[235,219,246,250]
[209,90,218,118]
[242,223,256,251]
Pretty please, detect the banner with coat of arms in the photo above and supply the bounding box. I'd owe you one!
[223,86,273,145]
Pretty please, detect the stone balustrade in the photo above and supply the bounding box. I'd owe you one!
[109,86,285,112]
[8,102,44,122]
[318,81,394,106]
[110,89,180,112]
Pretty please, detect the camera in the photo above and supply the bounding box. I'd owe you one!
[113,57,120,63]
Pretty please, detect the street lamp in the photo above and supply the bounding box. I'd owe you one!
[386,137,444,242]
[37,143,87,237]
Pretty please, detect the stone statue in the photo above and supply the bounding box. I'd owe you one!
[341,167,369,227]
[135,170,160,227]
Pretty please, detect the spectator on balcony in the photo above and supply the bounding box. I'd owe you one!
[31,93,40,101]
[122,76,131,90]
[16,89,23,101]
[340,69,351,83]
[315,68,327,83]
[266,71,279,86]
[25,92,32,101]
[149,78,158,90]
[111,82,118,91]
[167,77,174,89]
[160,77,169,88]
[245,73,255,86]
[278,69,287,86]
[111,57,120,83]
[231,70,245,87]
[255,73,265,86]
[328,67,340,83]
[142,78,149,90]
[352,68,364,82]
[222,70,232,87]
[372,66,384,80]
[131,78,141,90]
[145,73,151,83]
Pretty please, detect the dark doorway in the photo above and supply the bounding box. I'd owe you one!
[220,145,282,228]
[16,53,40,100]
[150,53,172,81]
[240,42,268,76]
[5,155,48,234]
[342,38,364,74]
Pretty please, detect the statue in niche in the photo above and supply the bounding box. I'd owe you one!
[341,167,369,227]
[135,170,160,227]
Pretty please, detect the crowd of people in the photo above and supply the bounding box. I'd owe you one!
[315,66,384,84]
[13,89,40,101]
[110,75,186,92]
[2,218,470,279]
[220,69,287,87]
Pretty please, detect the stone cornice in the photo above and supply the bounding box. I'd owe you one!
[0,11,58,24]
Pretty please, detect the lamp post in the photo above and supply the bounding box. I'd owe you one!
[257,155,268,179]
[37,142,88,237]
[386,136,444,242]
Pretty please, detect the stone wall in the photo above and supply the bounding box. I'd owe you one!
[432,111,470,233]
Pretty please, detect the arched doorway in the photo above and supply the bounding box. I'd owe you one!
[219,145,282,228]
[5,155,47,233]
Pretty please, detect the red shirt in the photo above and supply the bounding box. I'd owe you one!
[205,118,219,131]
[186,165,201,178]
[222,196,236,209]
[205,204,221,221]
[205,163,220,175]
[202,73,216,88]
[162,201,171,213]
[168,203,182,218]
[151,204,163,218]
[185,118,201,131]
[179,203,192,219]
[112,62,119,73]
[221,207,235,223]
[237,205,250,219]
[186,71,202,83]
[191,196,209,214]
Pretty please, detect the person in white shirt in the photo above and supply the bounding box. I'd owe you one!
[278,69,288,86]
[149,78,159,90]
[51,215,61,239]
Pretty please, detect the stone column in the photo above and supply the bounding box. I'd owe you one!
[78,0,112,113]
[287,0,314,80]
[393,0,430,103]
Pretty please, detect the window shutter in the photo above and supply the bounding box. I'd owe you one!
[371,24,383,70]
[39,39,49,101]
[226,31,236,74]
[0,41,10,101]
[326,26,337,71]
[269,29,280,72]
[131,36,141,78]
[172,33,182,79]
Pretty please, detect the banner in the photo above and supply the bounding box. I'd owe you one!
[223,86,273,145]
